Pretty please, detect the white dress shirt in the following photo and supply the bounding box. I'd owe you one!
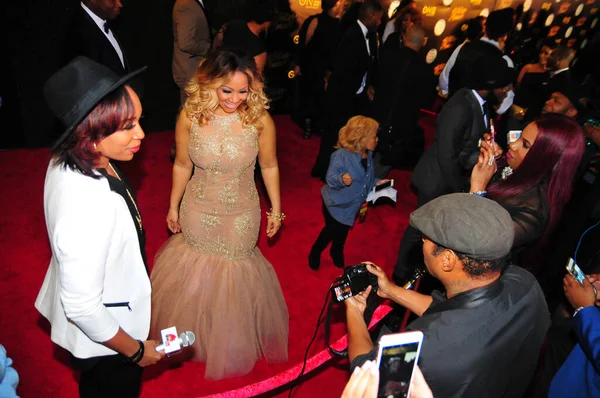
[472,89,488,128]
[81,2,125,68]
[356,20,370,95]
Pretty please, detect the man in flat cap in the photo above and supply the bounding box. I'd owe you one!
[394,55,512,283]
[345,193,550,398]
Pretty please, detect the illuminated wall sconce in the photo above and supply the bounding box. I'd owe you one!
[426,48,438,64]
[581,38,588,48]
[516,22,523,31]
[443,0,453,6]
[523,0,532,12]
[545,14,555,26]
[389,0,401,18]
[434,19,446,36]
[288,70,295,79]
[565,26,573,38]
[480,8,490,17]
[592,18,599,29]
[575,4,584,16]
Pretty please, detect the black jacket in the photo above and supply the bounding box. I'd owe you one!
[64,6,129,76]
[325,21,377,114]
[449,39,504,97]
[411,88,488,196]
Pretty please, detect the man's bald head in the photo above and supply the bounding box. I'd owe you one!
[404,24,426,50]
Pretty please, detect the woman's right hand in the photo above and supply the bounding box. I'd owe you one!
[137,340,165,367]
[470,141,497,192]
[167,207,181,234]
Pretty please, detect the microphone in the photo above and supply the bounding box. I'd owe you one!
[403,268,426,290]
[155,331,196,352]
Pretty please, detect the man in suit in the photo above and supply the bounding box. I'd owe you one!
[525,46,576,122]
[173,0,211,107]
[393,56,514,282]
[371,24,436,178]
[311,0,383,180]
[65,0,129,76]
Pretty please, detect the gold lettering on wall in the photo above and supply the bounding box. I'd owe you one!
[299,0,321,8]
[498,0,513,9]
[449,7,468,21]
[422,6,437,17]
[541,2,552,11]
[470,0,482,5]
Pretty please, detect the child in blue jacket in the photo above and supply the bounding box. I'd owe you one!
[309,116,387,269]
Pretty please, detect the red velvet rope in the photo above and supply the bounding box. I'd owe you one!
[200,278,422,398]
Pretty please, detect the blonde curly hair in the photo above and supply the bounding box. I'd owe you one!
[184,49,269,129]
[335,116,379,153]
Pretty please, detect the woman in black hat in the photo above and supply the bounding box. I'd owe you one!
[35,56,164,397]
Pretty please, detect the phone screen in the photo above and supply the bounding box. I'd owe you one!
[566,258,585,285]
[375,179,394,192]
[377,341,420,398]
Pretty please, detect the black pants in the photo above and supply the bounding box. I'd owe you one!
[72,354,143,398]
[311,202,351,263]
[393,189,439,281]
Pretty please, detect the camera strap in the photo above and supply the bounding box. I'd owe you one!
[324,291,380,358]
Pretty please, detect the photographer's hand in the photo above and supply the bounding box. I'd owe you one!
[363,262,395,300]
[345,285,372,316]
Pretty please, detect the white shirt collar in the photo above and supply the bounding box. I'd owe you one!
[197,0,204,7]
[81,2,106,32]
[472,89,486,107]
[357,20,369,39]
[553,67,569,76]
[480,37,501,49]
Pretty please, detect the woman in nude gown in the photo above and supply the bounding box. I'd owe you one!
[150,49,288,380]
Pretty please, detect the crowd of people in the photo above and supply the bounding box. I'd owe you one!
[28,0,600,397]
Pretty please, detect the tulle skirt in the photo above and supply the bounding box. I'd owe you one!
[150,234,289,380]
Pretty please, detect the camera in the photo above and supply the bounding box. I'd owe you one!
[331,263,378,302]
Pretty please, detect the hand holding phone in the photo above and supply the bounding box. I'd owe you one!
[566,257,598,297]
[376,331,424,398]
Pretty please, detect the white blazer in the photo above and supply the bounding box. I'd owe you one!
[35,161,151,359]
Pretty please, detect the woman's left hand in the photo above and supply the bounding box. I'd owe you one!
[266,218,282,238]
[470,141,497,192]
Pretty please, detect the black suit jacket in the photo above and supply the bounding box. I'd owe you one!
[412,88,488,196]
[65,6,129,76]
[325,22,376,116]
[372,44,436,142]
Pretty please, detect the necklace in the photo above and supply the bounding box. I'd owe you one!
[108,162,143,231]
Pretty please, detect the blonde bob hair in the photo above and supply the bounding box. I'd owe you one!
[335,116,379,153]
[184,49,269,129]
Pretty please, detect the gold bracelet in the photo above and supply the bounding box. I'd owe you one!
[266,209,286,221]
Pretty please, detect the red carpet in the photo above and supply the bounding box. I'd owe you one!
[0,114,435,397]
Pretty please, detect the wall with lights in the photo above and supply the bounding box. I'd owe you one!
[288,0,599,76]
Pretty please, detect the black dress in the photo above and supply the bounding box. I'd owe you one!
[514,71,550,109]
[222,20,265,57]
[296,12,341,127]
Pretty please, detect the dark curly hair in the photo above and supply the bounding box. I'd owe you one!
[431,243,508,278]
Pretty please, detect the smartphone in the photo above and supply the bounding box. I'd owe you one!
[375,179,395,192]
[586,118,600,127]
[376,331,424,398]
[566,257,586,285]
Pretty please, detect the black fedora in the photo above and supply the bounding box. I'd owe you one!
[467,55,515,91]
[44,56,146,151]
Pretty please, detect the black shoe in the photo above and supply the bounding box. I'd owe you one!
[330,249,345,268]
[309,250,321,270]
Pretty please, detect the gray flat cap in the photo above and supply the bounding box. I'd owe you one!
[410,193,514,261]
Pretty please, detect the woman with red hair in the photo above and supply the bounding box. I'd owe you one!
[470,113,585,264]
